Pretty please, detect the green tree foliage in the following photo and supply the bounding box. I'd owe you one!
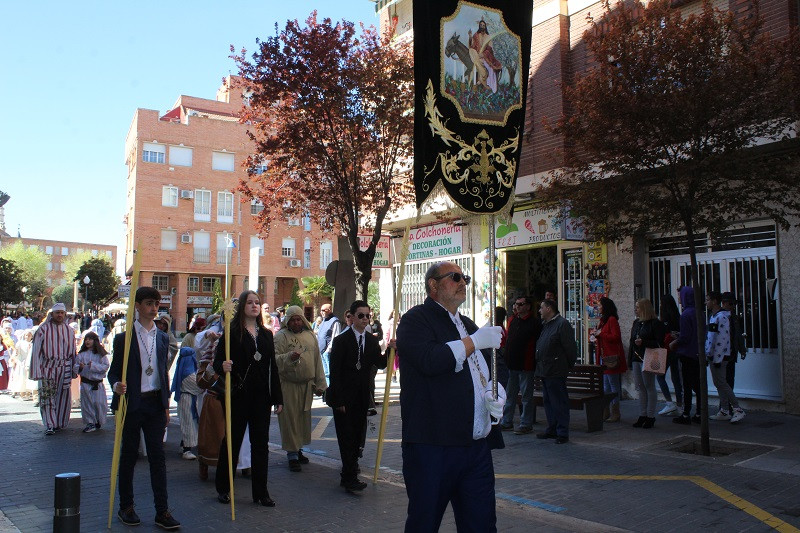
[297,275,333,315]
[233,12,415,300]
[289,279,303,307]
[63,250,96,285]
[0,240,49,308]
[542,0,800,455]
[51,284,74,309]
[367,280,380,313]
[75,257,120,310]
[212,280,224,313]
[0,257,25,310]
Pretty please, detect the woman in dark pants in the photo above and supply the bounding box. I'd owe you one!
[214,290,283,507]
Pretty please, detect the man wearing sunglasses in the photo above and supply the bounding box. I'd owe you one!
[396,261,506,532]
[325,300,388,493]
[500,296,542,434]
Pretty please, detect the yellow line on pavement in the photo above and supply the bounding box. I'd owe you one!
[495,474,800,533]
[311,416,332,440]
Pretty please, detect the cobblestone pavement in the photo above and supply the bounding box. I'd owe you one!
[1,370,799,532]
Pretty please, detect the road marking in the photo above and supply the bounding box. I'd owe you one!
[495,474,800,533]
[311,416,332,440]
[495,492,566,512]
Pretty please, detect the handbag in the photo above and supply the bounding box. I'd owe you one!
[602,354,620,369]
[643,347,668,374]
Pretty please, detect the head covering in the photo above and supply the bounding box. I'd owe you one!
[155,313,172,330]
[281,305,313,330]
[205,314,221,329]
[52,303,66,312]
[189,316,206,332]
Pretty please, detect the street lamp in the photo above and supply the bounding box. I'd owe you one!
[21,287,27,311]
[83,275,91,314]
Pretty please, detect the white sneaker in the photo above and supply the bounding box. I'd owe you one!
[82,423,96,433]
[182,450,197,460]
[658,402,677,416]
[730,409,746,423]
[710,410,732,421]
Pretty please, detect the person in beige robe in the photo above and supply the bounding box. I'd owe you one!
[274,305,327,472]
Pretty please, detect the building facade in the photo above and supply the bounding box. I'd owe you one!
[124,77,338,333]
[375,0,800,412]
[0,235,117,289]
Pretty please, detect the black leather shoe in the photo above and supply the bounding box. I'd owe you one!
[673,414,691,425]
[642,417,655,429]
[536,432,556,439]
[288,459,301,472]
[118,506,140,526]
[297,450,310,464]
[255,496,276,507]
[344,480,367,493]
[154,511,180,530]
[555,436,569,444]
[217,492,230,504]
[691,414,702,424]
[632,416,647,427]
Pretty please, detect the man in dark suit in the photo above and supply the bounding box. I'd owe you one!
[108,286,180,530]
[396,261,505,532]
[325,300,387,493]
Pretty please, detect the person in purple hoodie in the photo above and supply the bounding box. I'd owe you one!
[670,286,703,424]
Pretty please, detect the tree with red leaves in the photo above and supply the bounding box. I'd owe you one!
[542,0,799,454]
[232,13,414,299]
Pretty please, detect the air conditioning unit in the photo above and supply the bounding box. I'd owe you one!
[180,190,194,199]
[180,233,192,244]
[289,259,302,268]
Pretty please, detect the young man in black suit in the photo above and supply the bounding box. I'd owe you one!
[326,300,387,493]
[108,286,180,530]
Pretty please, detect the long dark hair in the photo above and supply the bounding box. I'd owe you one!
[659,294,680,331]
[599,297,618,322]
[232,290,264,341]
[79,332,107,356]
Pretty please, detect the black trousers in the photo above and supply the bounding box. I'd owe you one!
[119,396,169,513]
[215,394,271,501]
[332,399,367,483]
[679,356,702,417]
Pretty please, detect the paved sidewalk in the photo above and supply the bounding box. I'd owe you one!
[2,373,800,532]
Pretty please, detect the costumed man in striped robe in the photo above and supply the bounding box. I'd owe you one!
[30,303,76,435]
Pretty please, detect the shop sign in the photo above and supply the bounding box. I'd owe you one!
[405,222,463,262]
[562,217,587,241]
[187,296,213,305]
[358,234,392,268]
[495,207,562,248]
[117,284,130,298]
[160,295,172,305]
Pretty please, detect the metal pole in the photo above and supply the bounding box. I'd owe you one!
[489,214,498,399]
[54,472,80,533]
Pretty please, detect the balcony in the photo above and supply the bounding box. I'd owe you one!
[193,248,210,263]
[216,249,233,265]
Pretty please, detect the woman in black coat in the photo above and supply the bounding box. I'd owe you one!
[214,290,283,507]
[628,298,666,429]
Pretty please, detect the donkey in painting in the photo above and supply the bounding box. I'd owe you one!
[444,32,474,84]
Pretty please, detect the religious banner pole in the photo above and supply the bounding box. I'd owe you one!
[488,215,498,398]
[373,218,412,483]
[107,243,142,529]
[224,274,235,520]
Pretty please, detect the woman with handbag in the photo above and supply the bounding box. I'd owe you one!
[629,299,667,429]
[594,297,627,422]
[214,290,283,507]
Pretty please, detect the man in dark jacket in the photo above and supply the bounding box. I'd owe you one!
[500,296,541,434]
[325,300,386,493]
[670,286,702,424]
[396,261,505,532]
[534,299,577,444]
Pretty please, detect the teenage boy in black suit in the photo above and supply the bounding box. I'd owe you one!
[109,286,180,530]
[326,300,387,493]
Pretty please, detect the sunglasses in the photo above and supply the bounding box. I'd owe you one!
[433,272,471,285]
[356,312,371,319]
[513,301,528,307]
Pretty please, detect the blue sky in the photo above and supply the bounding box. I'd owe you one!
[0,1,379,273]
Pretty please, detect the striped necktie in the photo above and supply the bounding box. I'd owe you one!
[357,334,363,370]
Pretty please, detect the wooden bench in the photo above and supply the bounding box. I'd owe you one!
[528,364,616,432]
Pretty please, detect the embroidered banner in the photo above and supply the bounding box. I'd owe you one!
[413,0,533,214]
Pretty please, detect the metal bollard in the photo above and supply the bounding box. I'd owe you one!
[53,472,80,533]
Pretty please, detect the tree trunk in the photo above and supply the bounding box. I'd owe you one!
[352,247,375,303]
[686,224,711,456]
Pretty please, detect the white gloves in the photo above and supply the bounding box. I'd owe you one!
[470,326,503,351]
[484,381,507,421]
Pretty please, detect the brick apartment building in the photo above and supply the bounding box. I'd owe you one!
[375,0,800,412]
[0,235,117,291]
[124,76,338,333]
